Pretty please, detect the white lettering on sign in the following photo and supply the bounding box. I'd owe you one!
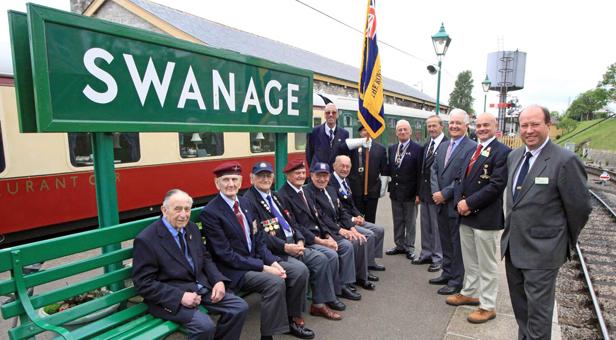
[82,48,118,104]
[288,83,299,116]
[178,66,205,109]
[265,80,282,115]
[123,54,175,107]
[242,77,262,114]
[212,70,235,111]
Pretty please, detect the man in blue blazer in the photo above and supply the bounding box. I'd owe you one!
[447,113,512,323]
[200,162,314,340]
[306,103,350,170]
[133,189,248,340]
[384,119,424,260]
[430,109,477,295]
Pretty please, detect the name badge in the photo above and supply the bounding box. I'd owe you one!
[535,177,549,185]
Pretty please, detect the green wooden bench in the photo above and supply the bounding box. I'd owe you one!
[0,208,236,340]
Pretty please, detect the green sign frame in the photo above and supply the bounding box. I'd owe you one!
[14,4,313,133]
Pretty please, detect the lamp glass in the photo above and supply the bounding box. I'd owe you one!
[482,75,491,93]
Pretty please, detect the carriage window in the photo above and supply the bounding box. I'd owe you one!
[69,132,141,167]
[179,132,224,158]
[387,118,398,145]
[295,117,321,151]
[250,132,275,153]
[0,123,5,173]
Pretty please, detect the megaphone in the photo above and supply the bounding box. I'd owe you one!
[427,65,439,75]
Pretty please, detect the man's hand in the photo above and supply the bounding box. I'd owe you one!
[339,228,357,241]
[324,236,338,251]
[181,292,201,308]
[433,191,446,205]
[351,227,367,245]
[457,199,471,216]
[353,215,365,226]
[211,281,226,303]
[284,243,305,257]
[263,263,287,279]
[415,196,421,206]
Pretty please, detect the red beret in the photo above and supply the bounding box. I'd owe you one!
[283,159,306,173]
[213,161,243,177]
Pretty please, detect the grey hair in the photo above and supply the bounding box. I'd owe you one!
[396,119,411,130]
[162,189,193,208]
[334,155,351,165]
[450,109,470,124]
[427,115,444,126]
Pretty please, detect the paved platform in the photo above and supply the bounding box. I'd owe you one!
[1,196,562,340]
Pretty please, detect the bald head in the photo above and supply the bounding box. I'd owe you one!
[475,113,497,143]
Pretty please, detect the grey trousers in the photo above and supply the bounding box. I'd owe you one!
[297,246,337,304]
[418,200,442,263]
[348,235,369,281]
[309,238,355,295]
[391,199,418,252]
[356,223,385,267]
[505,255,559,340]
[241,259,309,336]
[184,289,249,340]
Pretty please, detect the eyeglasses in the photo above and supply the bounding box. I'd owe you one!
[324,111,337,115]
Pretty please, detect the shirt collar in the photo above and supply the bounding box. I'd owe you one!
[333,172,345,188]
[399,139,410,148]
[256,187,271,202]
[220,192,238,209]
[432,133,445,145]
[287,181,302,193]
[479,136,496,149]
[325,124,336,136]
[525,137,550,158]
[162,216,181,237]
[451,134,466,146]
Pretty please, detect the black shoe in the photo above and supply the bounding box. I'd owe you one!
[347,283,357,292]
[368,264,386,271]
[340,286,361,300]
[429,275,449,285]
[385,248,405,255]
[367,273,379,282]
[355,278,375,290]
[411,257,432,265]
[405,251,416,260]
[327,298,346,311]
[428,262,442,272]
[286,322,315,339]
[260,337,273,340]
[438,285,462,295]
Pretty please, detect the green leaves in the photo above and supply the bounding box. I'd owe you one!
[448,70,475,115]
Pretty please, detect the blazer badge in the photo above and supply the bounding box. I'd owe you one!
[480,167,490,179]
[480,147,491,157]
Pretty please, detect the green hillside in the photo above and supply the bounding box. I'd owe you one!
[557,118,616,151]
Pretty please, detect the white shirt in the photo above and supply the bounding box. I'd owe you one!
[396,139,411,163]
[220,193,251,250]
[429,133,445,156]
[324,125,336,138]
[512,137,550,194]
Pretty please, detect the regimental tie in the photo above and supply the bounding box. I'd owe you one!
[234,201,251,251]
[424,140,435,169]
[465,144,483,177]
[444,140,454,166]
[298,190,310,209]
[395,142,410,168]
[513,151,533,202]
[342,179,352,195]
[178,230,188,257]
[266,195,291,231]
[329,129,334,148]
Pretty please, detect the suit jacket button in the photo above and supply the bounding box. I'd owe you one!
[396,183,399,185]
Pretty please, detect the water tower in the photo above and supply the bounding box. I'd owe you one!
[486,50,526,135]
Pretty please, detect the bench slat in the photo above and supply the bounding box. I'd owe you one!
[0,248,133,296]
[2,267,132,318]
[114,320,181,340]
[103,318,167,340]
[8,286,139,339]
[88,313,155,340]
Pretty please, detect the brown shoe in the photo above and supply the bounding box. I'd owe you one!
[310,304,342,320]
[467,308,496,324]
[446,293,480,306]
[293,317,305,328]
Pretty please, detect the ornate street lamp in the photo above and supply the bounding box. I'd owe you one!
[430,23,451,115]
[482,75,491,112]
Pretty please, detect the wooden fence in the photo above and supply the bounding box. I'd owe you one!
[498,136,524,149]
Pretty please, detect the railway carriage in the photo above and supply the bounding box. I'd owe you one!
[0,79,448,245]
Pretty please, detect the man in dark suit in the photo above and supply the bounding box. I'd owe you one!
[306,103,350,170]
[132,189,249,340]
[447,113,512,324]
[278,159,361,303]
[307,162,376,290]
[414,115,449,272]
[243,161,344,320]
[502,106,591,339]
[200,162,314,340]
[331,155,386,273]
[430,109,477,295]
[384,119,424,260]
[348,124,388,224]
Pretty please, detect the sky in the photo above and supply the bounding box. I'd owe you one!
[1,0,615,116]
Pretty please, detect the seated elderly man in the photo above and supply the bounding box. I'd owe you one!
[132,189,249,340]
[200,162,314,340]
[330,155,386,275]
[243,161,343,320]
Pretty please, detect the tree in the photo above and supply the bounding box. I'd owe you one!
[565,88,608,121]
[557,117,578,134]
[448,70,475,115]
[597,62,616,103]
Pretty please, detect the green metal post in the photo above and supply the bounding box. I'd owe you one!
[435,60,442,115]
[484,93,487,112]
[91,132,125,293]
[274,133,288,191]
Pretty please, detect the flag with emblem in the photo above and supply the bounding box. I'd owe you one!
[358,0,385,139]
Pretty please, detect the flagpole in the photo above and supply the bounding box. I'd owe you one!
[364,136,370,197]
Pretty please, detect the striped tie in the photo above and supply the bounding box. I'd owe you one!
[466,145,483,177]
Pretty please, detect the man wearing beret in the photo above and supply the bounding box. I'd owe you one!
[278,159,362,303]
[243,161,344,320]
[200,161,314,340]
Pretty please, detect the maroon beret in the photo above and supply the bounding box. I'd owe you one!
[213,161,243,177]
[283,159,306,173]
